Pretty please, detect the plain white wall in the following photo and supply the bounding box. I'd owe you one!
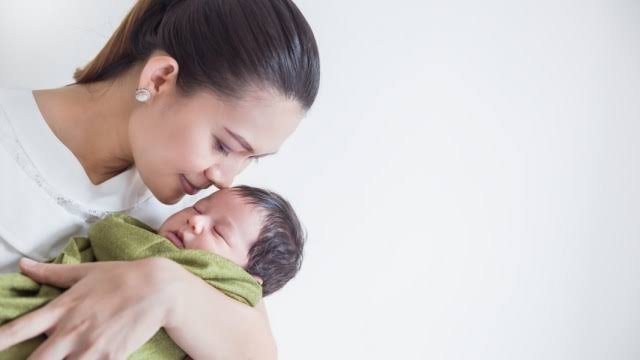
[2,1,640,359]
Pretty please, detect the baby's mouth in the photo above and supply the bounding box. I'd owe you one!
[167,231,185,248]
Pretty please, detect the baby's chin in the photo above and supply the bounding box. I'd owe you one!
[156,226,168,237]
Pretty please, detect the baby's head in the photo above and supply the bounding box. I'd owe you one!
[158,186,305,296]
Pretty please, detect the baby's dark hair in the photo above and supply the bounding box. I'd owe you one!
[231,185,305,297]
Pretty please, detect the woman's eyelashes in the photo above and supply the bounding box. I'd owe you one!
[215,135,261,164]
[214,136,231,156]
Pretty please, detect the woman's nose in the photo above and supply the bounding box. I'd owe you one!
[210,167,233,189]
[205,160,245,189]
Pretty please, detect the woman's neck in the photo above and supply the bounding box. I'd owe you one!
[32,64,143,185]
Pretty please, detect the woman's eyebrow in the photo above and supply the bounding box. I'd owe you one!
[224,127,278,158]
[224,127,255,153]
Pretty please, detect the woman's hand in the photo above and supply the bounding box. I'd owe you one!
[0,257,183,359]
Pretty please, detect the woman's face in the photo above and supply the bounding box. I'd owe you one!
[129,87,303,204]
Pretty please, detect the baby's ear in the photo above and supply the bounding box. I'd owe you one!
[253,275,263,285]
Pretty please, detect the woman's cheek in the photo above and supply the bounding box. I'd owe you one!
[174,137,214,172]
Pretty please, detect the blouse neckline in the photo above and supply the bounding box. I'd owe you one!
[0,87,152,219]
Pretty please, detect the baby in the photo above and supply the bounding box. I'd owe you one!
[158,185,305,296]
[0,185,305,359]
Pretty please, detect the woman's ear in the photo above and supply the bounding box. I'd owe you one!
[138,52,180,96]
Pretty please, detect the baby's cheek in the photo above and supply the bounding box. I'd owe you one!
[156,223,168,237]
[192,238,219,256]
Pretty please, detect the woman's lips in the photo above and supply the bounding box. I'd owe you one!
[180,174,200,195]
[166,231,184,248]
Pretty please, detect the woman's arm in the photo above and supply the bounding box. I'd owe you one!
[0,257,277,359]
[163,258,278,359]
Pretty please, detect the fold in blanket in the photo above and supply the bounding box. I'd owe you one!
[0,213,262,359]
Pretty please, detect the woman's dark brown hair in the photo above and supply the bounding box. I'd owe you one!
[73,0,320,109]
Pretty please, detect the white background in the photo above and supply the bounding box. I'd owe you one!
[1,1,640,359]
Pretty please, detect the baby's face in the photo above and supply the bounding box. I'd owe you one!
[157,189,265,268]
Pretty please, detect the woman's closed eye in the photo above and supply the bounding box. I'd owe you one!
[213,136,231,156]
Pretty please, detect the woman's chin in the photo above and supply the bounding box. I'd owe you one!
[153,189,185,205]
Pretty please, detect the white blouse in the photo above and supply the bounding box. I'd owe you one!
[0,88,207,272]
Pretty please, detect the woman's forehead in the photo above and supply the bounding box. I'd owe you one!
[176,88,303,153]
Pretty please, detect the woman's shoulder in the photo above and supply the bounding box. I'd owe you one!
[0,88,9,127]
[0,87,33,130]
[0,87,36,116]
[0,87,154,265]
[0,86,153,214]
[0,87,30,98]
[0,143,90,265]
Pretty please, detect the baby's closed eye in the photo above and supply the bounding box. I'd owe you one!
[213,227,229,245]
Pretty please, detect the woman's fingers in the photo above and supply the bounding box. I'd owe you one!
[19,258,91,288]
[0,259,179,358]
[0,303,60,351]
[26,332,74,360]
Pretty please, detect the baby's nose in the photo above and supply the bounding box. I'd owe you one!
[187,215,206,234]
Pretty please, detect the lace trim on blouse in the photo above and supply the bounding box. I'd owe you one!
[0,105,148,224]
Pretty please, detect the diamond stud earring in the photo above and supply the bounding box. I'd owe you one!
[135,88,152,103]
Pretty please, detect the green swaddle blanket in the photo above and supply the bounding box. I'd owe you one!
[0,213,262,359]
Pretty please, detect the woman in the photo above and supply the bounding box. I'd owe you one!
[0,0,319,358]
